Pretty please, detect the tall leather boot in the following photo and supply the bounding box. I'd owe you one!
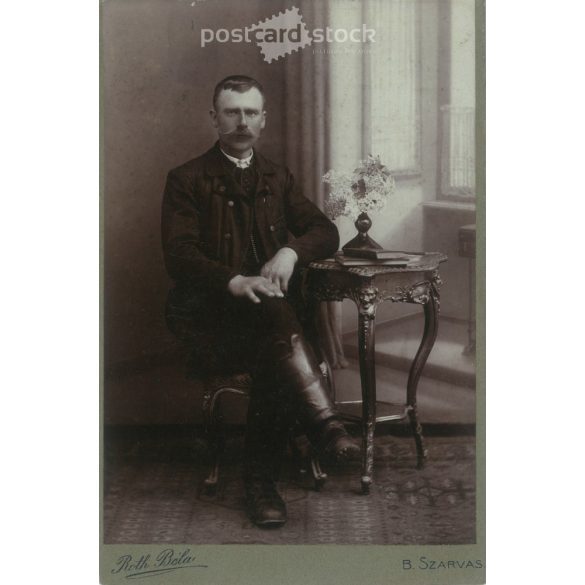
[243,383,290,528]
[274,334,360,464]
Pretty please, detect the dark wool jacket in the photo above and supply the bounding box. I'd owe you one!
[161,142,339,369]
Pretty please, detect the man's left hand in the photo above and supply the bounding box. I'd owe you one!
[260,247,298,293]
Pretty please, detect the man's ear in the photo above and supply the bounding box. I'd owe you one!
[261,110,267,130]
[209,109,218,128]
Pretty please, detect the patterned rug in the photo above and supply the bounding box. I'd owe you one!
[103,427,476,545]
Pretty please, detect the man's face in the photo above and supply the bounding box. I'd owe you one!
[210,87,266,156]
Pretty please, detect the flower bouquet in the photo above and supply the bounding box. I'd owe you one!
[322,154,395,251]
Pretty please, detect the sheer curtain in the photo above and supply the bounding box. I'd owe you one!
[368,0,420,173]
[329,0,420,172]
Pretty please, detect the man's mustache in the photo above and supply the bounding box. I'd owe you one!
[218,128,254,136]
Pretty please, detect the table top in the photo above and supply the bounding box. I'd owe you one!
[309,252,447,277]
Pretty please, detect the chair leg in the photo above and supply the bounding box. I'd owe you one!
[203,391,224,494]
[203,373,333,494]
[289,432,309,476]
[289,430,328,491]
[204,459,220,493]
[310,453,328,491]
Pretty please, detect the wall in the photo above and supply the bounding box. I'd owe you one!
[423,202,475,321]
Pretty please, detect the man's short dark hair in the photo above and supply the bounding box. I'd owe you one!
[212,75,265,109]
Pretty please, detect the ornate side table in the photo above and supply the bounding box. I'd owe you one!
[306,253,447,493]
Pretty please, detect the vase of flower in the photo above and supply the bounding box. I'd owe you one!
[341,212,383,251]
[322,155,395,251]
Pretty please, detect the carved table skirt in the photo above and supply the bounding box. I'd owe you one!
[307,253,447,493]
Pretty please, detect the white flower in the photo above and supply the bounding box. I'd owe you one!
[322,155,395,221]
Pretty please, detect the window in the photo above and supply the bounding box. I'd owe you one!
[327,0,421,175]
[440,105,475,198]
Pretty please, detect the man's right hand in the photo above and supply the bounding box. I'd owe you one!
[227,275,285,304]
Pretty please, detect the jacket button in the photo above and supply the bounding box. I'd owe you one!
[218,185,226,192]
[269,225,275,232]
[227,200,234,207]
[224,233,231,239]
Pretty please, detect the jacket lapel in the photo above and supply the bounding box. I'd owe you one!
[203,142,247,198]
[203,141,278,200]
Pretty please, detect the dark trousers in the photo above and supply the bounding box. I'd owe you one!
[167,287,317,482]
[213,294,305,373]
[217,295,313,482]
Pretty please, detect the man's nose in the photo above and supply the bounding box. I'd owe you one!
[237,112,248,128]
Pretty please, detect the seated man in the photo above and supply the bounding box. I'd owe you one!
[161,75,359,527]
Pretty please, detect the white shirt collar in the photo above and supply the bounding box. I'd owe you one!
[220,147,253,169]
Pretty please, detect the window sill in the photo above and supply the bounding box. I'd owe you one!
[423,200,476,212]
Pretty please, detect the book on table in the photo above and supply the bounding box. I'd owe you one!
[342,248,413,261]
[334,251,423,267]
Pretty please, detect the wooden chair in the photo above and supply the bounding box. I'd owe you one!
[201,360,336,494]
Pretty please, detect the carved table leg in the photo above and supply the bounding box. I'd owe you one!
[356,299,377,494]
[407,286,440,469]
